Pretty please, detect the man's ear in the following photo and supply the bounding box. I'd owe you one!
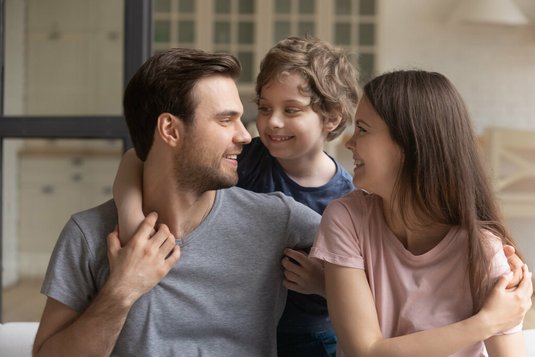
[324,115,342,133]
[156,113,181,147]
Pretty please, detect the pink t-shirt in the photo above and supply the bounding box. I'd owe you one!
[310,190,521,357]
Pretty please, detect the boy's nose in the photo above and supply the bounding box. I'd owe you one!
[268,113,284,128]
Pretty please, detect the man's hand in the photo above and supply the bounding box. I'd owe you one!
[282,249,325,297]
[504,244,524,289]
[106,212,181,306]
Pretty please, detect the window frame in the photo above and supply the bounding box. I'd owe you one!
[0,0,150,321]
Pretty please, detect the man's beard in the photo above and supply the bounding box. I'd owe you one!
[172,145,238,193]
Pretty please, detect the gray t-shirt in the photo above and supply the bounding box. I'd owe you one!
[41,186,320,357]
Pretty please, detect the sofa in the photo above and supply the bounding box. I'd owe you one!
[0,322,38,356]
[1,322,534,356]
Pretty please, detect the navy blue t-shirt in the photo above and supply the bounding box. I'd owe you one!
[237,137,354,331]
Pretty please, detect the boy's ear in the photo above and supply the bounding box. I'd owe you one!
[324,115,342,133]
[156,113,181,147]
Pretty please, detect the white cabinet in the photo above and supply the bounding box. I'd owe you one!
[18,147,121,278]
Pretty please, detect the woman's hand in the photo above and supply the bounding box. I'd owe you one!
[478,264,533,335]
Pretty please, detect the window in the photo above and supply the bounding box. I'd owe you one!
[149,0,377,118]
[0,0,138,322]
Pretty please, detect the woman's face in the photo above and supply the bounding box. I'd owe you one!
[345,95,403,201]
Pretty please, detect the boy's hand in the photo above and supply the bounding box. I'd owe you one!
[281,249,325,297]
[504,245,524,289]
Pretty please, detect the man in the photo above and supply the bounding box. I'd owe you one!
[33,48,320,356]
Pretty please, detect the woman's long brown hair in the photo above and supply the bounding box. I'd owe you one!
[364,70,518,311]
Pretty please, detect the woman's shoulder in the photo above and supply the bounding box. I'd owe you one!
[480,229,504,254]
[326,189,381,219]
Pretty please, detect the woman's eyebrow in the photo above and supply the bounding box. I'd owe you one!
[355,119,370,127]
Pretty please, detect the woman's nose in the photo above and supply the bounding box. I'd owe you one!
[345,133,356,151]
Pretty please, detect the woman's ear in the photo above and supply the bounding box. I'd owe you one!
[156,113,181,147]
[324,115,342,133]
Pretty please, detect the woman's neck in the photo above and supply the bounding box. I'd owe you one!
[382,200,451,255]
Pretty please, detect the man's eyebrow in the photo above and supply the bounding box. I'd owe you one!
[216,110,242,118]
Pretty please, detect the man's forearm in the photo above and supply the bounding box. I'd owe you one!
[34,284,133,357]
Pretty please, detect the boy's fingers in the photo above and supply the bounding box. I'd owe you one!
[281,256,303,273]
[284,249,307,265]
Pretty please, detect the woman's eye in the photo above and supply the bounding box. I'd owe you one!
[356,124,367,135]
[258,106,271,114]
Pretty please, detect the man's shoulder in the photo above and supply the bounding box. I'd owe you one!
[71,199,117,223]
[220,187,320,221]
[66,199,118,242]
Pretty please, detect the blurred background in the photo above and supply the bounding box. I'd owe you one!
[1,0,534,324]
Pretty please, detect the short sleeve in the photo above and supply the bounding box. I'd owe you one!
[310,199,364,269]
[284,195,321,250]
[41,217,100,312]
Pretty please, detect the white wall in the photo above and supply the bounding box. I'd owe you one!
[377,0,535,133]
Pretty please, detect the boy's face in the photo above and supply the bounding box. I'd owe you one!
[173,75,251,192]
[256,72,331,164]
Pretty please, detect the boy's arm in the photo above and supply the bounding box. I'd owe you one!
[113,148,146,246]
[325,262,532,357]
[33,214,181,357]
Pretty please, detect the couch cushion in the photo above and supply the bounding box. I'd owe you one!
[0,322,39,357]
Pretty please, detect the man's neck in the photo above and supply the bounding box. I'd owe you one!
[143,186,216,240]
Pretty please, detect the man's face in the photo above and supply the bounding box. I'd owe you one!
[173,75,251,192]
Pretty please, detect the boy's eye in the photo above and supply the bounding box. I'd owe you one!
[257,106,272,114]
[285,107,301,114]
